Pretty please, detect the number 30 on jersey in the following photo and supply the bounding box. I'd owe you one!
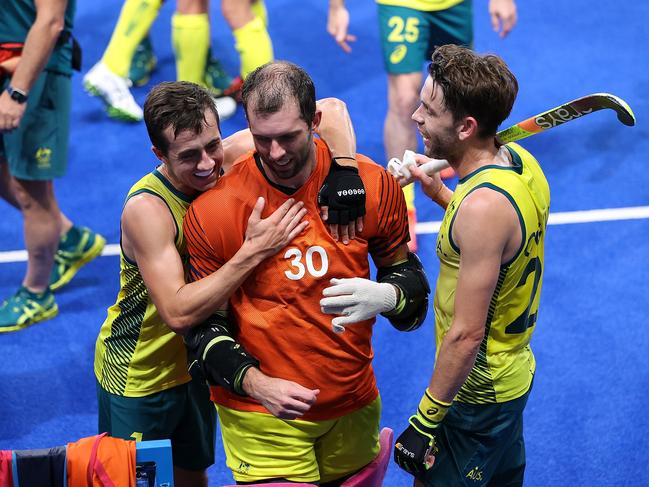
[284,246,329,280]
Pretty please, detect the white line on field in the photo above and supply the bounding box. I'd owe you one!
[1,206,648,263]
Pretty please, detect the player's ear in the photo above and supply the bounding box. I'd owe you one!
[457,116,478,141]
[151,145,166,164]
[311,110,322,132]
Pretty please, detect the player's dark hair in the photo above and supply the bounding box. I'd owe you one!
[428,44,518,138]
[143,81,221,155]
[241,61,316,126]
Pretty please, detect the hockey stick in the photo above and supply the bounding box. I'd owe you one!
[497,92,635,144]
[389,92,636,176]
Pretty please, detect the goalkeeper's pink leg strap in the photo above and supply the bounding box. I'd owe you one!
[341,427,394,487]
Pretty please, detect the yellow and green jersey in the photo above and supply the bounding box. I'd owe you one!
[434,143,550,404]
[376,0,464,12]
[95,169,194,397]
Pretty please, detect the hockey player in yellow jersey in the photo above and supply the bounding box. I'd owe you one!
[94,80,364,487]
[387,45,550,486]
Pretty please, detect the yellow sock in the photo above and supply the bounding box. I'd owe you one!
[102,0,162,77]
[233,16,273,79]
[171,13,210,85]
[250,0,268,27]
[403,183,415,211]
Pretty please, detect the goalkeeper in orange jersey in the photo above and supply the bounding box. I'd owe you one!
[183,61,430,484]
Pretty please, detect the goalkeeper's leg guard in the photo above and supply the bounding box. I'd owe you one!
[340,428,394,487]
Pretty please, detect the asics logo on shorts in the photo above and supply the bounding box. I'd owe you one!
[390,44,407,64]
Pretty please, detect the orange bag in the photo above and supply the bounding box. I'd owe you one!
[66,433,136,487]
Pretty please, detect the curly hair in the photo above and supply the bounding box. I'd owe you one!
[428,44,518,137]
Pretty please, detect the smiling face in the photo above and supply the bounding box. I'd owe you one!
[411,76,461,161]
[153,109,224,196]
[248,98,320,188]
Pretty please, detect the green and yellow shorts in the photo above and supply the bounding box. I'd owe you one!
[377,1,473,74]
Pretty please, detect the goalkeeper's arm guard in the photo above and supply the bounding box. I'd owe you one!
[377,252,430,331]
[184,312,259,396]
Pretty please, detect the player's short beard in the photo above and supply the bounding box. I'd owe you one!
[263,130,315,182]
[425,129,459,161]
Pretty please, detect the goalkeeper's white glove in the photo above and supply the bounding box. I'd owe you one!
[320,277,397,333]
[387,150,449,187]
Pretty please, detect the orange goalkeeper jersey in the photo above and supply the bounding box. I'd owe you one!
[184,138,408,420]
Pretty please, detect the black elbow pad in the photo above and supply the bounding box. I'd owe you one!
[184,313,259,396]
[377,252,430,331]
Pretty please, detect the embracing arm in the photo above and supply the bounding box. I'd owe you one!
[316,97,356,161]
[122,193,307,334]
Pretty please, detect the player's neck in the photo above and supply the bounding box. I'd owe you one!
[454,138,504,178]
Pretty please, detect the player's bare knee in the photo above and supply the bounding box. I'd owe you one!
[12,179,55,212]
[221,0,253,26]
[389,90,419,121]
[176,0,208,15]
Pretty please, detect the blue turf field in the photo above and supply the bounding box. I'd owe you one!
[1,1,648,485]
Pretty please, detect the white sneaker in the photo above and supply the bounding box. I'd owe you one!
[212,95,237,121]
[83,62,144,122]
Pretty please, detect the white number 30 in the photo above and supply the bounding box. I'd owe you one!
[284,246,329,280]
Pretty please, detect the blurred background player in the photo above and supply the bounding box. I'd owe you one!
[221,0,273,82]
[0,0,105,332]
[328,0,517,250]
[83,0,272,123]
[82,0,241,122]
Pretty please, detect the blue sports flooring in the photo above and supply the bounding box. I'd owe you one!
[1,1,648,485]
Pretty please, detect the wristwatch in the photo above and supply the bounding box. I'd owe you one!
[6,86,28,104]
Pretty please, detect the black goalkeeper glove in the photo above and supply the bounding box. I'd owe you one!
[317,157,366,225]
[394,390,451,476]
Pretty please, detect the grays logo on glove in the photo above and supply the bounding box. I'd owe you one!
[317,159,366,225]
